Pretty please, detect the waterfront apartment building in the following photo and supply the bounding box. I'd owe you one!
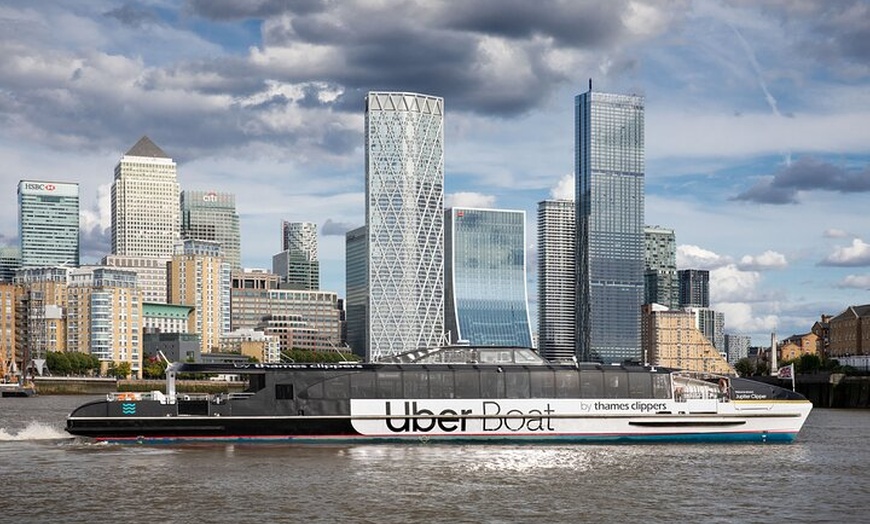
[575,87,645,363]
[102,255,169,304]
[112,136,180,258]
[273,221,319,290]
[678,269,710,308]
[345,226,367,358]
[0,283,17,378]
[779,333,819,362]
[444,207,532,347]
[641,304,734,375]
[644,226,677,309]
[67,267,142,378]
[181,190,241,269]
[363,92,445,361]
[828,304,870,357]
[537,200,576,361]
[18,180,80,268]
[14,267,69,373]
[167,240,231,353]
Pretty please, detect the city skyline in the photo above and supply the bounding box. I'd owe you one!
[1,2,869,346]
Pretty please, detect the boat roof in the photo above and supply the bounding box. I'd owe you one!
[376,345,548,365]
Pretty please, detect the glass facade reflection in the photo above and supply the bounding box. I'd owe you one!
[575,90,645,363]
[365,92,444,361]
[445,208,532,347]
[18,180,80,268]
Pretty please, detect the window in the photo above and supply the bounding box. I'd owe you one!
[275,383,294,400]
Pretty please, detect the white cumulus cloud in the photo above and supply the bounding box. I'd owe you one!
[446,192,497,209]
[738,250,787,270]
[711,265,762,303]
[549,173,574,200]
[839,275,870,289]
[821,238,870,267]
[677,244,730,270]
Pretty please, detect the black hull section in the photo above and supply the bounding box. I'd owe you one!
[67,417,357,441]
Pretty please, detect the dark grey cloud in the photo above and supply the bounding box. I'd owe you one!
[186,0,327,20]
[80,224,110,264]
[104,3,160,28]
[321,219,357,236]
[732,157,870,204]
[436,0,627,49]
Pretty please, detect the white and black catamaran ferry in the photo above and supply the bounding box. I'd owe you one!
[66,346,812,444]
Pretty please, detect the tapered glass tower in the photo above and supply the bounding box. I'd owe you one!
[575,87,645,363]
[364,92,444,361]
[444,207,532,347]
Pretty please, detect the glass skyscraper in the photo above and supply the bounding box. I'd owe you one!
[445,208,532,347]
[181,190,241,269]
[364,92,444,361]
[575,88,645,363]
[537,199,576,361]
[644,225,678,309]
[273,221,318,290]
[18,180,80,268]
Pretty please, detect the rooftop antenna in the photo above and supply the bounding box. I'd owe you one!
[589,78,593,91]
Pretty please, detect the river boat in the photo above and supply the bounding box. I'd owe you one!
[65,345,812,444]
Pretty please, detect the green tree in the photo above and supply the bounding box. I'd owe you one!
[734,358,754,377]
[109,361,132,379]
[281,349,359,363]
[142,357,167,379]
[796,353,822,374]
[46,351,71,375]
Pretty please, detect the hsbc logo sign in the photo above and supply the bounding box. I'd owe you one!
[24,183,56,191]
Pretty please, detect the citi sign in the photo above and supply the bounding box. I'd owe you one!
[202,192,219,202]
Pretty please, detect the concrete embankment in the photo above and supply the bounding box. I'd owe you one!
[32,377,244,395]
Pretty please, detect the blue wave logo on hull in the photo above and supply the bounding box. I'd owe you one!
[121,403,136,415]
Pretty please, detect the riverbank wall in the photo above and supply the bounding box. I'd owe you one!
[32,377,244,395]
[751,373,870,408]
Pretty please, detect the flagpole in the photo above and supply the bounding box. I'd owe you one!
[791,363,795,392]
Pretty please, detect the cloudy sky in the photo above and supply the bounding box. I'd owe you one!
[1,0,869,346]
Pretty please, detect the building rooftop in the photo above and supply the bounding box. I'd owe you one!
[126,136,170,158]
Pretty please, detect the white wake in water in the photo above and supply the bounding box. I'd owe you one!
[0,421,69,441]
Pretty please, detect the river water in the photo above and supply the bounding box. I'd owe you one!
[1,395,868,523]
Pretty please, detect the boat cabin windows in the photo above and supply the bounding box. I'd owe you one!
[351,372,376,399]
[479,372,505,399]
[454,371,480,398]
[504,370,531,399]
[275,383,294,400]
[324,375,349,399]
[652,374,671,399]
[555,371,581,398]
[377,371,403,398]
[428,371,454,399]
[628,373,653,399]
[604,371,629,398]
[579,373,603,398]
[530,370,555,398]
[402,370,429,398]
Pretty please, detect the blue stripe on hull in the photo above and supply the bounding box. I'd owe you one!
[96,431,798,445]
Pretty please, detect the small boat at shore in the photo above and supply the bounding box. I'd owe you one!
[0,382,37,398]
[65,345,812,444]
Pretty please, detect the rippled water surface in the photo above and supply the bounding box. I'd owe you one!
[1,395,868,523]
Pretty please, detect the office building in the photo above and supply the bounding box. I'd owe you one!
[143,303,193,334]
[444,207,532,347]
[181,190,241,269]
[167,240,231,353]
[644,226,677,309]
[363,92,445,361]
[0,283,18,378]
[345,226,367,358]
[18,180,79,268]
[724,334,751,365]
[0,246,21,283]
[230,269,280,330]
[111,136,180,258]
[67,267,142,378]
[678,269,710,308]
[273,221,318,290]
[537,199,576,361]
[575,87,645,363]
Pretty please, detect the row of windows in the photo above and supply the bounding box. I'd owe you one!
[294,369,671,401]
